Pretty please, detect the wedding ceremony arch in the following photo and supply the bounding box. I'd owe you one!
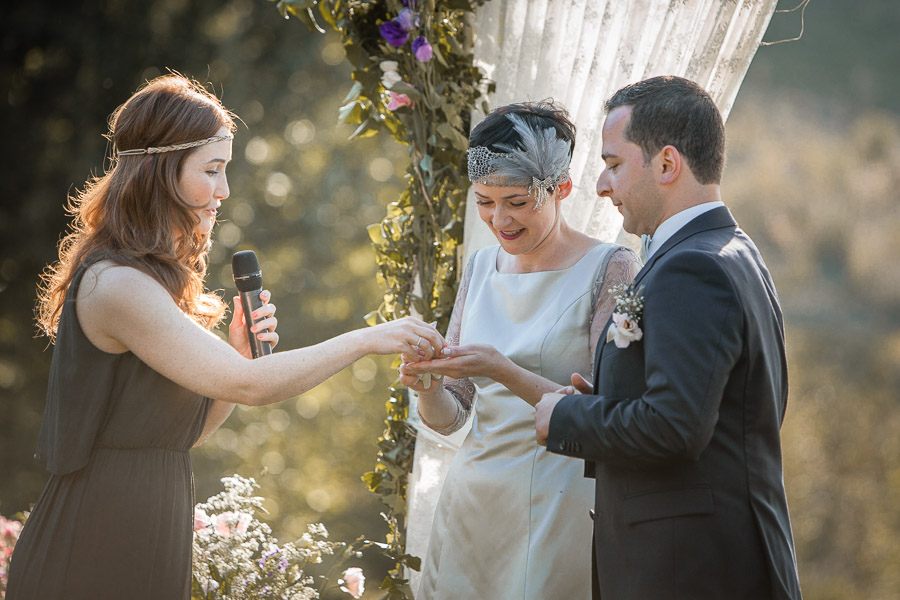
[276,0,780,596]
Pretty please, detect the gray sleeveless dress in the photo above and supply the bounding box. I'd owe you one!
[7,264,211,599]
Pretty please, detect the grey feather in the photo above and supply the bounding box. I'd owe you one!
[491,113,571,186]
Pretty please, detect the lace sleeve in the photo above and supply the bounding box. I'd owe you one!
[589,247,642,365]
[417,253,478,435]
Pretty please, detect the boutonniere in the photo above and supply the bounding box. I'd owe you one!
[606,284,645,348]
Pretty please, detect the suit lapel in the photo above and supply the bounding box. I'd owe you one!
[592,206,738,392]
[633,206,737,287]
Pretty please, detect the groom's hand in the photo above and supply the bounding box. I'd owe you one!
[570,372,592,394]
[535,393,565,446]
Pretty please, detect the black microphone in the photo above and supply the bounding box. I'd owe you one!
[232,250,272,358]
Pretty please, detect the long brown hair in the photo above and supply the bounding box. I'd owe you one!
[36,74,236,341]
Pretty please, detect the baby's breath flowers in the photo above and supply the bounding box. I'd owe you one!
[191,475,367,600]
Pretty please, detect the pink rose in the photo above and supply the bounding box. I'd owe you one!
[339,566,365,598]
[235,512,252,534]
[212,512,233,538]
[193,507,211,532]
[387,92,414,110]
[609,312,643,348]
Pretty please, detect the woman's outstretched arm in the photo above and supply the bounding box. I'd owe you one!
[78,262,444,408]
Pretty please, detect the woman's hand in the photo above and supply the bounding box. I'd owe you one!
[362,316,445,359]
[401,344,505,381]
[228,290,279,360]
[398,351,443,394]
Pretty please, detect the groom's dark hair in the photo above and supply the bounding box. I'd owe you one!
[605,76,725,185]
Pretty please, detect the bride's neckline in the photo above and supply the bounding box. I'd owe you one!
[491,243,604,275]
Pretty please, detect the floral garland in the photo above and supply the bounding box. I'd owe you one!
[272,1,490,597]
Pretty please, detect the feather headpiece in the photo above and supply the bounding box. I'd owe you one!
[466,113,571,210]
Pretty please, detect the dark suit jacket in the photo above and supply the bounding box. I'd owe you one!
[548,207,802,599]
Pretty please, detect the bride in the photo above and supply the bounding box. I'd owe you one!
[400,100,641,599]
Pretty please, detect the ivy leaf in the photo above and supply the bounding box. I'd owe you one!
[361,470,383,491]
[338,100,363,124]
[436,121,468,150]
[367,223,387,244]
[316,1,338,30]
[349,118,380,140]
[431,41,450,68]
[342,80,363,104]
[444,0,479,10]
[403,554,423,571]
[342,42,370,69]
[419,154,433,185]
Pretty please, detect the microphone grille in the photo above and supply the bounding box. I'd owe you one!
[232,250,261,277]
[232,250,262,292]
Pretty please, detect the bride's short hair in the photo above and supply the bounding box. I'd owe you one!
[469,99,576,158]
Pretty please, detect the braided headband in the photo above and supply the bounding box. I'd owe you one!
[466,113,571,211]
[116,134,233,156]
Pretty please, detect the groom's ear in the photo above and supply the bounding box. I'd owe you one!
[657,145,681,185]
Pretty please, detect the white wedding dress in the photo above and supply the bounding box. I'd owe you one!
[416,243,639,600]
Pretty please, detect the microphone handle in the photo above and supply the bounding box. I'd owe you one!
[239,289,273,358]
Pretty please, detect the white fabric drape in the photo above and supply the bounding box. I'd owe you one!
[405,1,778,591]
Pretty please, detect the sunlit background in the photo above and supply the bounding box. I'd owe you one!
[1,1,898,597]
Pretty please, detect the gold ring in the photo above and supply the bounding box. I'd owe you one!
[414,336,422,348]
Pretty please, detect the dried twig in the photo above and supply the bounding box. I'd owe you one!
[760,0,811,46]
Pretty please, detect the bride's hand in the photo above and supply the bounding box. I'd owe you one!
[398,357,441,394]
[228,290,279,359]
[363,316,444,359]
[402,344,503,381]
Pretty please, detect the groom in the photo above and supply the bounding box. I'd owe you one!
[534,76,802,599]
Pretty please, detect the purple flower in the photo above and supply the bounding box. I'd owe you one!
[379,20,409,47]
[396,8,418,32]
[412,36,433,61]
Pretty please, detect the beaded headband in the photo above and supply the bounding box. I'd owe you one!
[467,113,571,211]
[116,134,233,156]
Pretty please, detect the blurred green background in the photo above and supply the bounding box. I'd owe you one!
[1,1,897,597]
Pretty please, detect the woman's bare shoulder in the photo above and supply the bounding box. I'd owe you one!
[76,262,175,353]
[78,261,165,305]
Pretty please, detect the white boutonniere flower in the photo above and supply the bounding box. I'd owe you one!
[606,284,645,349]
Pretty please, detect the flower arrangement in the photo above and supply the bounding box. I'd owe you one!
[192,475,368,600]
[606,283,645,349]
[0,514,25,598]
[272,1,491,597]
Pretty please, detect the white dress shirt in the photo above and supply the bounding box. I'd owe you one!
[644,201,725,259]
